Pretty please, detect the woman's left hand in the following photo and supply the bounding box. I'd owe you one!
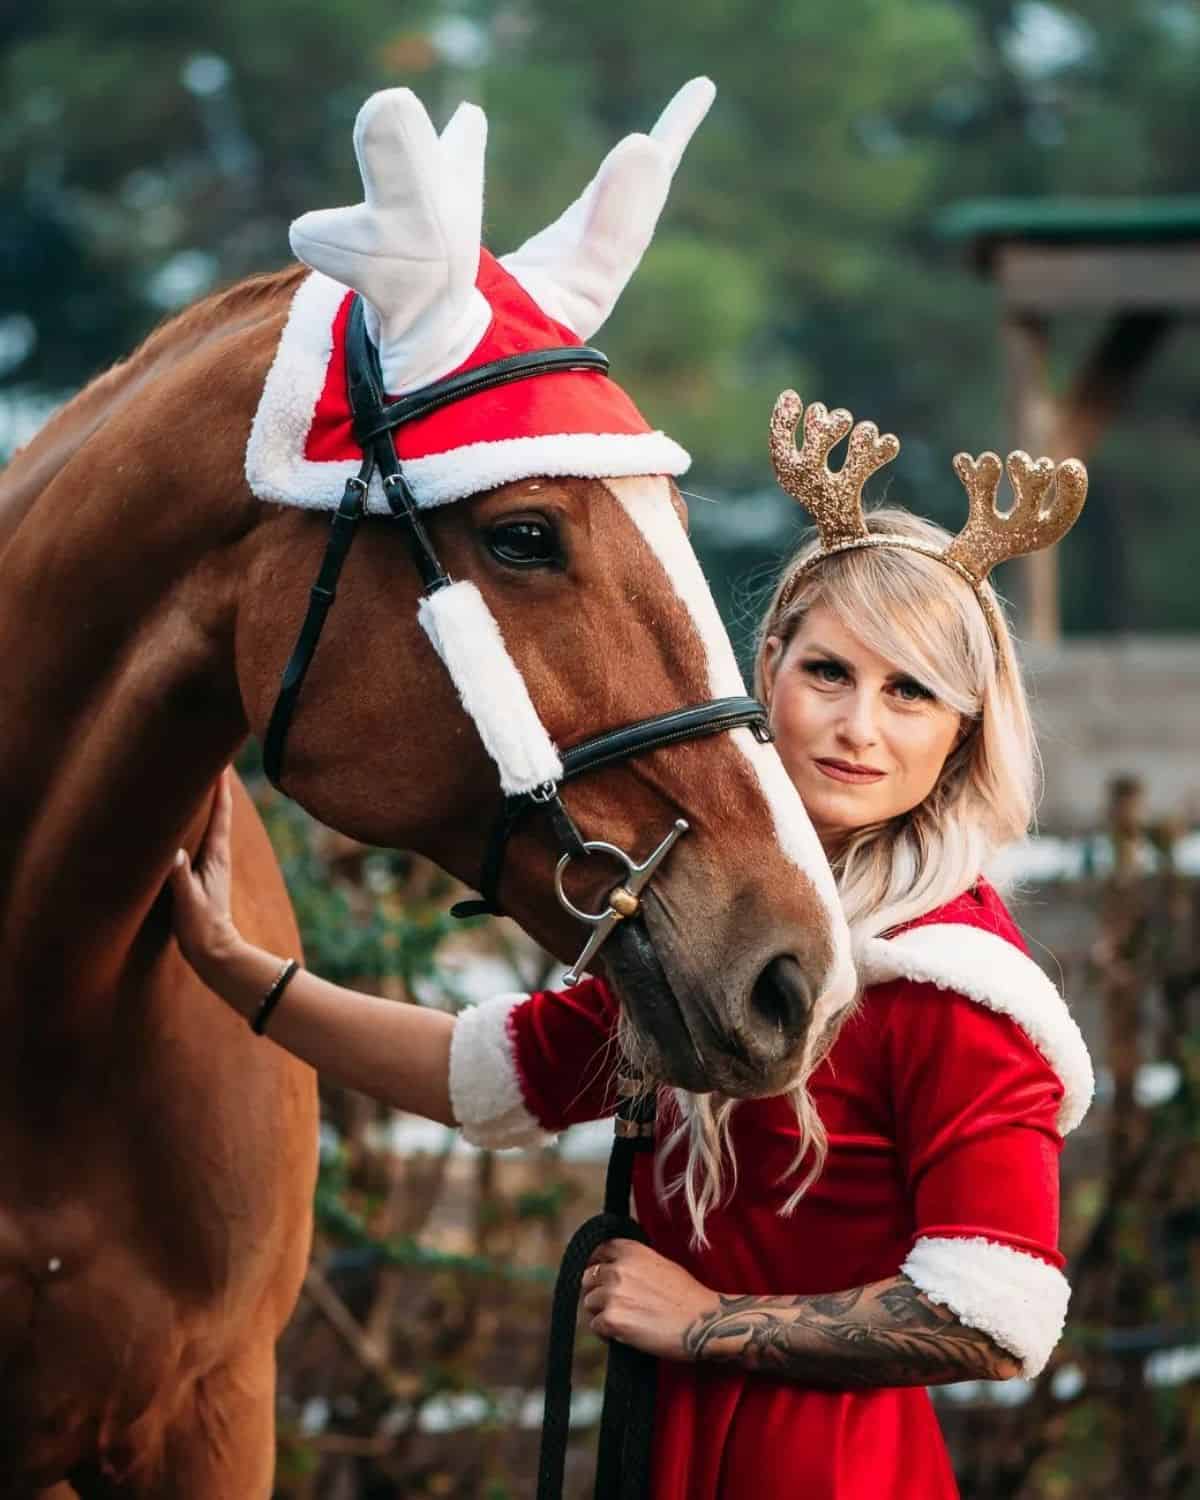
[582,1238,716,1361]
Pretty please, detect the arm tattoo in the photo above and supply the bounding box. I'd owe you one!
[681,1275,1021,1388]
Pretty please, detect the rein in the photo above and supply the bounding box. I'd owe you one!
[261,296,771,1497]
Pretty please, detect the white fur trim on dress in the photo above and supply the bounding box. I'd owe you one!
[902,1235,1071,1378]
[449,993,555,1150]
[859,924,1093,1134]
[417,581,563,796]
[244,270,690,513]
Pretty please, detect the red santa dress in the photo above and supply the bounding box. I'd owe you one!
[448,879,1094,1499]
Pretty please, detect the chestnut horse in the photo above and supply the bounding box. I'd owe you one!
[0,259,851,1494]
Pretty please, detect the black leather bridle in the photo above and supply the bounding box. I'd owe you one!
[262,294,772,978]
[262,294,773,1497]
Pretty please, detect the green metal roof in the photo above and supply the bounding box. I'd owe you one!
[935,197,1200,248]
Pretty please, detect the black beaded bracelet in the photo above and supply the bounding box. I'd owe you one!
[251,958,301,1036]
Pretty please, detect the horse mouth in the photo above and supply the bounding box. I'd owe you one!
[599,916,721,1094]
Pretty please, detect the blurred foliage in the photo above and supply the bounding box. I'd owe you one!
[3,0,1200,627]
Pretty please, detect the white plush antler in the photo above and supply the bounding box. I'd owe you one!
[289,89,491,392]
[500,77,716,339]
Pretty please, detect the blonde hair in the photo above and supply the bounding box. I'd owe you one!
[653,506,1038,1243]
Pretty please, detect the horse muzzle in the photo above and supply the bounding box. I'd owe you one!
[600,912,818,1098]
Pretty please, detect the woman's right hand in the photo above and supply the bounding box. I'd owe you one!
[168,767,244,980]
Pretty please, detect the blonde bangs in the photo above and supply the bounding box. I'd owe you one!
[797,544,992,722]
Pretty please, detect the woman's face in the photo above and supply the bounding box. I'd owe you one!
[762,602,963,853]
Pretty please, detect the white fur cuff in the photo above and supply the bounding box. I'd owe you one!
[417,580,563,795]
[902,1235,1071,1378]
[449,993,555,1150]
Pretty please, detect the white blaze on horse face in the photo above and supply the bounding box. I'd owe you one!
[605,476,855,1013]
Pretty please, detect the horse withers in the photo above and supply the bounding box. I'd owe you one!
[0,82,852,1496]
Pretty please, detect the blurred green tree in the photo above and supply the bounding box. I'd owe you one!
[3,0,1200,628]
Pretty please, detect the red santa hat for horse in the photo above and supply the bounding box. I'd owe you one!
[246,79,713,512]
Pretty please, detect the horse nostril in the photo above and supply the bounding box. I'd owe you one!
[750,956,814,1038]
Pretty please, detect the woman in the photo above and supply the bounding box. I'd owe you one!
[170,444,1093,1498]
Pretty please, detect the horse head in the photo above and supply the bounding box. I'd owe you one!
[235,83,854,1098]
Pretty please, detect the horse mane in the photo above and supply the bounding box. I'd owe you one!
[122,262,308,379]
[0,263,308,548]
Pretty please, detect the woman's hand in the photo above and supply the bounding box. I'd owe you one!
[168,767,243,980]
[582,1239,717,1362]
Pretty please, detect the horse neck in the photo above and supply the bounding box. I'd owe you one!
[0,319,270,1004]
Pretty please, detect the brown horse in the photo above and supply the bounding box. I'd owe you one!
[0,129,851,1500]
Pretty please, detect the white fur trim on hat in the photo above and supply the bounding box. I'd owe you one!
[392,430,689,508]
[417,580,563,796]
[859,924,1093,1134]
[449,993,554,1150]
[244,271,691,513]
[245,270,345,508]
[902,1234,1071,1378]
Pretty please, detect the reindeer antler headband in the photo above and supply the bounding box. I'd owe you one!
[769,390,1088,631]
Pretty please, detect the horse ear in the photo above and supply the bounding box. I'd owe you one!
[288,89,491,392]
[500,77,716,339]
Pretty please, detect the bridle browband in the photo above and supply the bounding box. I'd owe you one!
[262,294,772,979]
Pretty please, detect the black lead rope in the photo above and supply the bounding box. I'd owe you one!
[537,1079,658,1500]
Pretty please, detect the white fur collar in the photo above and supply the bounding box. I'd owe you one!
[859,924,1094,1134]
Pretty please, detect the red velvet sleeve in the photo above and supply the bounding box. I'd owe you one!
[881,979,1066,1268]
[507,976,623,1131]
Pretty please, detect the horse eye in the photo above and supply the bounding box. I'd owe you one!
[485,518,560,568]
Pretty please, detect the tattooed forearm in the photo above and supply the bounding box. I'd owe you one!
[681,1275,1021,1388]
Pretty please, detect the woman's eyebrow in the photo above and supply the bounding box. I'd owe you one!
[801,641,854,670]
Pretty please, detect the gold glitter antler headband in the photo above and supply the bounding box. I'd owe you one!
[769,389,1088,603]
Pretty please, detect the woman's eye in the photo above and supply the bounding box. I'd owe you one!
[803,660,847,686]
[892,677,934,703]
[485,518,560,568]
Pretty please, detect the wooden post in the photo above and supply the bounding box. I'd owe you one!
[1002,312,1059,643]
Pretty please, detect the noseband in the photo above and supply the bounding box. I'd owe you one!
[263,296,771,981]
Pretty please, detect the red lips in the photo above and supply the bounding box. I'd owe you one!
[814,758,886,784]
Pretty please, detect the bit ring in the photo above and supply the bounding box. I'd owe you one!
[554,842,640,926]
